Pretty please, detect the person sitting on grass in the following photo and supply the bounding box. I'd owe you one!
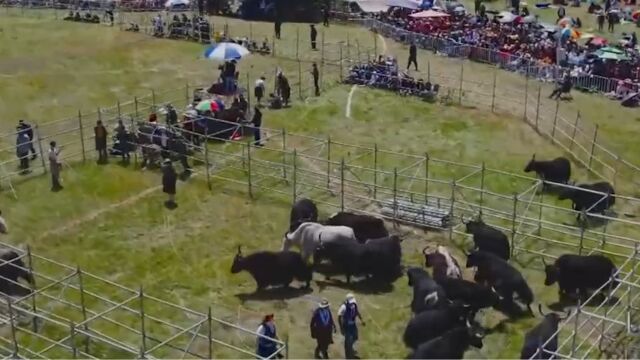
[268,93,283,109]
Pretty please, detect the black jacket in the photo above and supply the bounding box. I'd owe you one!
[310,27,318,40]
[162,164,177,194]
[409,44,417,57]
[252,108,262,127]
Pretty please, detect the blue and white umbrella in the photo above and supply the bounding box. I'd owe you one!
[204,42,250,61]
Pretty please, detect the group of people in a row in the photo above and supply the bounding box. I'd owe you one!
[14,120,64,192]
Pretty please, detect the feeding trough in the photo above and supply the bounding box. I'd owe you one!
[380,198,453,229]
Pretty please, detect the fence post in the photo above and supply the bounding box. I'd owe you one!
[393,167,398,224]
[69,322,78,359]
[449,181,456,241]
[134,96,139,119]
[373,30,378,55]
[185,83,190,105]
[77,267,90,354]
[535,86,542,129]
[551,103,559,143]
[578,214,586,255]
[589,124,599,168]
[479,162,485,218]
[281,129,287,180]
[117,100,121,119]
[207,307,213,359]
[326,136,331,190]
[458,62,464,105]
[292,149,297,203]
[491,69,497,112]
[341,158,346,212]
[78,110,87,162]
[204,128,211,191]
[424,153,429,204]
[510,194,518,258]
[346,33,351,61]
[25,246,38,332]
[569,301,581,358]
[427,61,431,83]
[151,90,156,111]
[373,143,378,200]
[523,75,529,121]
[7,298,19,357]
[298,60,303,99]
[569,111,580,151]
[296,27,300,60]
[320,31,325,86]
[35,124,47,174]
[247,142,253,199]
[339,43,343,83]
[537,190,544,236]
[138,286,147,356]
[130,116,138,167]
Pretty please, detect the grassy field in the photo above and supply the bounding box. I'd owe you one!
[1,8,639,359]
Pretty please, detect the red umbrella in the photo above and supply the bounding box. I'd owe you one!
[590,36,608,46]
[632,10,640,21]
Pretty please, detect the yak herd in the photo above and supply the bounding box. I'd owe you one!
[229,189,621,358]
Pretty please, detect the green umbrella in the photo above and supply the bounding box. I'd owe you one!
[598,46,625,55]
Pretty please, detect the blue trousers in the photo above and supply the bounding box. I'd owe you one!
[224,76,235,94]
[343,325,358,359]
[257,344,276,359]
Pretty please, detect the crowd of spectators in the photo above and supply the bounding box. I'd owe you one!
[345,56,440,101]
[374,4,640,87]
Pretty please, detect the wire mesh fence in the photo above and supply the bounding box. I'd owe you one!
[0,243,287,359]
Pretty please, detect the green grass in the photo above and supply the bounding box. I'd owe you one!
[1,9,639,359]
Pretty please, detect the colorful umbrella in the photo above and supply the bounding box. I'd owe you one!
[595,48,630,61]
[409,9,450,18]
[204,42,250,61]
[196,99,220,112]
[588,36,608,46]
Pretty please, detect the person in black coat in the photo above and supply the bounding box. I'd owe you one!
[312,63,320,96]
[407,42,418,71]
[251,106,263,146]
[17,120,36,160]
[162,158,178,209]
[310,24,318,50]
[310,299,337,359]
[94,120,108,164]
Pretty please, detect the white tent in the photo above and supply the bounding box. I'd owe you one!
[165,0,190,8]
[349,0,390,13]
[386,0,422,10]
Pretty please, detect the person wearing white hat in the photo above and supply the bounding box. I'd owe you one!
[338,293,365,359]
[310,299,336,359]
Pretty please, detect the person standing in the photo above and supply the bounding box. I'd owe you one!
[16,132,31,175]
[312,63,320,96]
[115,119,130,163]
[94,120,108,164]
[251,106,263,146]
[310,299,337,359]
[277,72,291,106]
[256,314,283,359]
[557,6,566,21]
[323,6,330,27]
[607,10,616,33]
[48,141,63,192]
[597,10,605,32]
[310,24,318,50]
[407,42,418,71]
[17,120,36,159]
[162,158,178,209]
[274,18,282,40]
[338,293,365,359]
[255,76,266,106]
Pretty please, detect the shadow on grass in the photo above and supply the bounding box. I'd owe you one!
[235,285,313,302]
[492,299,534,320]
[547,293,620,311]
[312,263,399,294]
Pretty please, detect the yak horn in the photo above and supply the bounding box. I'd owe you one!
[538,304,546,317]
[237,245,242,255]
[541,257,548,267]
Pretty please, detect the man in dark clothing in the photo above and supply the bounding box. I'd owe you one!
[549,73,571,100]
[16,132,31,175]
[277,73,291,106]
[312,63,320,96]
[557,6,566,20]
[310,299,336,359]
[251,106,263,146]
[407,43,418,71]
[17,120,36,160]
[94,120,108,164]
[274,19,282,39]
[115,119,130,163]
[323,6,330,27]
[48,141,63,192]
[607,11,616,32]
[310,24,318,50]
[474,0,481,14]
[162,158,178,209]
[166,104,178,126]
[597,11,605,31]
[338,293,365,359]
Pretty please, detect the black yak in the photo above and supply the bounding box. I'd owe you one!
[543,254,618,301]
[435,277,500,316]
[558,182,615,221]
[403,302,474,349]
[407,267,447,314]
[524,155,571,189]
[324,211,388,242]
[466,251,534,315]
[0,249,34,297]
[408,324,484,359]
[520,305,570,359]
[464,219,511,261]
[289,198,318,232]
[230,246,311,291]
